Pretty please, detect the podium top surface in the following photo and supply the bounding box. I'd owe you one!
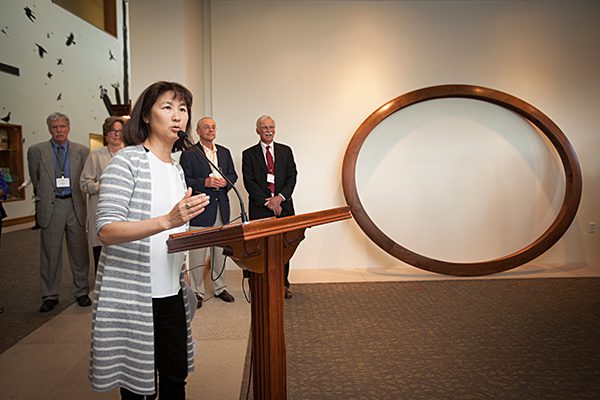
[167,206,351,253]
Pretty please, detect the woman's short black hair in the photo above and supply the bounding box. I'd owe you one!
[124,81,193,146]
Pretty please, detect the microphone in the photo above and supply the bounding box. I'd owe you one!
[177,130,249,223]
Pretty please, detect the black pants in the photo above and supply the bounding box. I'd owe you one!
[92,245,102,274]
[284,261,290,288]
[121,290,188,399]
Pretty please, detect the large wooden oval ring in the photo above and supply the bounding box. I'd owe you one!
[342,84,582,276]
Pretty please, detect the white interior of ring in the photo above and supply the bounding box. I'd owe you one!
[356,98,564,263]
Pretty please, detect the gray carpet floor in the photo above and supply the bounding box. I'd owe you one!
[3,228,600,399]
[0,227,95,354]
[243,279,600,400]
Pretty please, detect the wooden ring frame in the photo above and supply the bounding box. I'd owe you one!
[342,85,582,276]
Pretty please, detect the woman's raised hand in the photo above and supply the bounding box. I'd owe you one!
[162,188,210,229]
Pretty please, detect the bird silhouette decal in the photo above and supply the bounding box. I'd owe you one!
[111,82,122,104]
[109,49,116,61]
[57,93,62,101]
[100,86,112,114]
[1,26,8,38]
[24,7,36,22]
[1,112,11,123]
[47,72,53,79]
[57,58,63,65]
[35,43,47,58]
[66,33,76,46]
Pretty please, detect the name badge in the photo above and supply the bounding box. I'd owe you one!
[267,173,275,184]
[56,177,70,188]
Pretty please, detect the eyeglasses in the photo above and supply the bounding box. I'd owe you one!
[107,130,122,136]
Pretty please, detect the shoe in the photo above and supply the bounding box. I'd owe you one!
[39,299,58,313]
[216,290,235,303]
[76,295,92,307]
[284,288,292,299]
[195,293,203,309]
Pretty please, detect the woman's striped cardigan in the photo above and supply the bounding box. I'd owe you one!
[89,145,194,395]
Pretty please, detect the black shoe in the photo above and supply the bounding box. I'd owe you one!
[39,299,58,313]
[216,290,235,303]
[195,293,203,309]
[284,288,292,299]
[76,295,91,307]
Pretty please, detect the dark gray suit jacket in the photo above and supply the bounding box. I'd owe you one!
[27,140,88,228]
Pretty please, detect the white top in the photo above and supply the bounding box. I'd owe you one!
[148,151,187,298]
[201,142,220,176]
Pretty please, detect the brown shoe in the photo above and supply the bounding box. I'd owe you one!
[284,288,292,299]
[39,299,58,313]
[216,290,235,303]
[76,295,92,307]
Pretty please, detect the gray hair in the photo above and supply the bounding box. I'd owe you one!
[46,112,70,128]
[197,116,215,129]
[256,115,275,128]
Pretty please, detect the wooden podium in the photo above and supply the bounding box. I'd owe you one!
[167,206,352,399]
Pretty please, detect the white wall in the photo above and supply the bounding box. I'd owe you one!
[129,0,205,114]
[27,0,595,276]
[128,0,185,97]
[0,0,125,221]
[207,0,599,273]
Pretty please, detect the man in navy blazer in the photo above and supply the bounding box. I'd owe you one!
[242,115,297,298]
[180,117,237,307]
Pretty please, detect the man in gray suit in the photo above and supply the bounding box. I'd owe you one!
[28,112,90,312]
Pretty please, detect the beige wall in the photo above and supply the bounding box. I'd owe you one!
[207,0,599,273]
[129,0,205,115]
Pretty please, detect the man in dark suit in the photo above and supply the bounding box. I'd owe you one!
[27,112,90,312]
[242,115,297,298]
[180,117,237,308]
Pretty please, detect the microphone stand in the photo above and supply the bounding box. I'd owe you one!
[177,130,249,223]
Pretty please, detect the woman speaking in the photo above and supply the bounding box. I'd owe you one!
[89,81,209,399]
